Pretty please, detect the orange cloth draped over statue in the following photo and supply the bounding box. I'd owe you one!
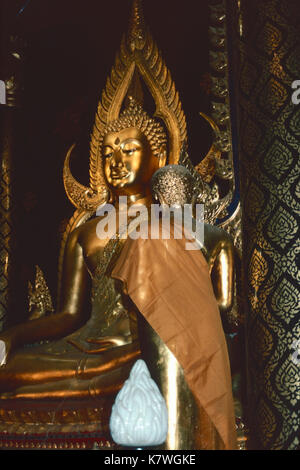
[112,233,237,450]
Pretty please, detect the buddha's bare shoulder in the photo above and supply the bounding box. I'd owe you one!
[66,216,109,259]
[65,216,100,242]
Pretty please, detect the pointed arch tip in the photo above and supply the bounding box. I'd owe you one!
[128,0,147,51]
[130,0,145,27]
[89,0,188,178]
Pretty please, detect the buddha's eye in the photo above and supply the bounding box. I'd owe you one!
[123,148,137,156]
[103,151,113,159]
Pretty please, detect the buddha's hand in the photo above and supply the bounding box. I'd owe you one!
[0,338,9,367]
[67,335,131,354]
[0,331,15,366]
[86,336,130,347]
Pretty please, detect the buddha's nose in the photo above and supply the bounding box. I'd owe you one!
[111,148,123,168]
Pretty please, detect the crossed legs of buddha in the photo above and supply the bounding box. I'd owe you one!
[0,341,139,399]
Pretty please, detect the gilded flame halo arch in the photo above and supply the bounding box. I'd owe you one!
[63,0,188,211]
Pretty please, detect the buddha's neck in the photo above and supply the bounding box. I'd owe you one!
[114,192,152,209]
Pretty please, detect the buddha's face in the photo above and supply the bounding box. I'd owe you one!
[102,128,163,197]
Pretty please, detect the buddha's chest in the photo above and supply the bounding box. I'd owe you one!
[79,219,112,276]
[78,211,138,276]
[82,234,110,276]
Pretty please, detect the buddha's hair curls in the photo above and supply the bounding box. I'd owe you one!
[99,97,167,158]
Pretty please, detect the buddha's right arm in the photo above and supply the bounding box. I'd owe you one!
[0,227,89,361]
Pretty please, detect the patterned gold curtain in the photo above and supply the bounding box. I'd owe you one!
[238,0,300,450]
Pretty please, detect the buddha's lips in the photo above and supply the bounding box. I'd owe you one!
[110,170,130,180]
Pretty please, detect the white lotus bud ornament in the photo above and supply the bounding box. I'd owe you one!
[109,359,168,447]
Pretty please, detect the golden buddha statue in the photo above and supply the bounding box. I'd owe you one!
[0,0,236,450]
[0,99,164,397]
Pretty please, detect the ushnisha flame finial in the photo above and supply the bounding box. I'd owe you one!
[63,0,187,211]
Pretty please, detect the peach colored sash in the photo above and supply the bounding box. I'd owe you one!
[112,234,237,450]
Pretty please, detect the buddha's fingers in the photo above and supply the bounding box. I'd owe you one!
[86,336,129,347]
[0,340,7,366]
[67,336,130,354]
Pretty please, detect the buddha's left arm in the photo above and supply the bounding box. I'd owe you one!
[210,239,235,315]
[0,227,90,361]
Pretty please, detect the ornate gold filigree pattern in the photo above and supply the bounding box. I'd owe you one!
[0,402,116,449]
[248,248,268,291]
[192,0,242,259]
[63,144,108,212]
[239,0,300,450]
[28,266,54,320]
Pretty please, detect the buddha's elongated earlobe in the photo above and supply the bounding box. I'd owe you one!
[158,146,167,168]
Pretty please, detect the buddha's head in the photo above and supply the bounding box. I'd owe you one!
[100,98,167,197]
